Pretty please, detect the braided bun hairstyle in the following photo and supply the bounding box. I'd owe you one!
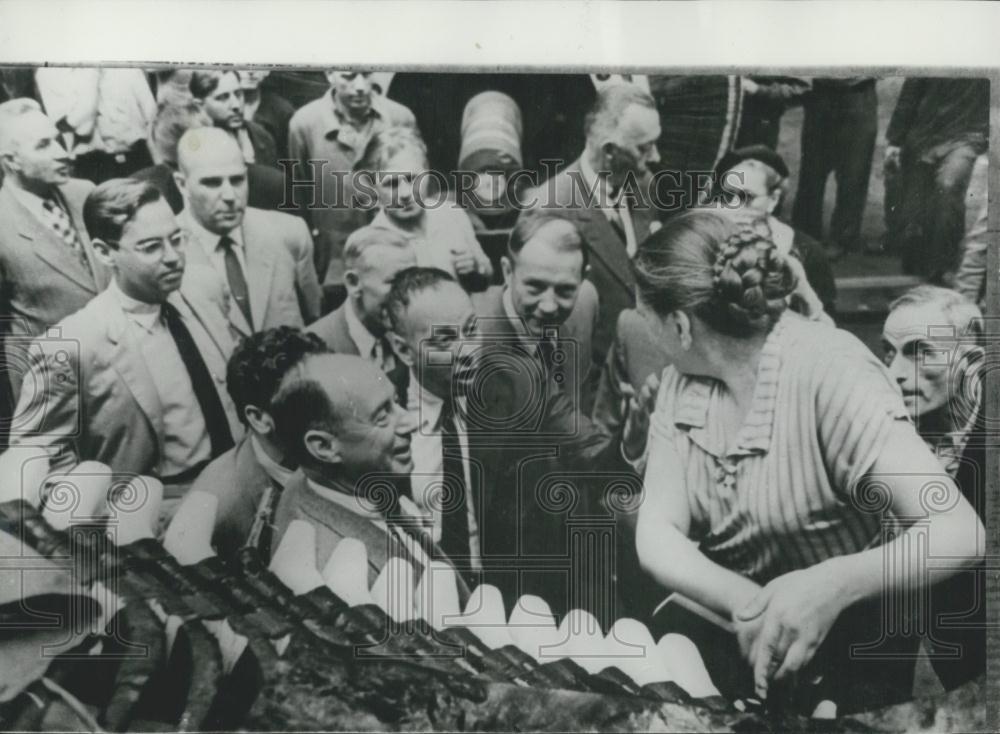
[633,209,798,337]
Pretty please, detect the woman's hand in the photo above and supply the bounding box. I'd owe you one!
[734,563,849,699]
[451,248,479,276]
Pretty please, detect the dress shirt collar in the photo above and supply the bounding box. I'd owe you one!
[344,297,379,360]
[109,278,161,333]
[184,212,243,258]
[9,183,59,221]
[579,154,621,208]
[407,369,463,433]
[249,435,295,487]
[673,310,786,457]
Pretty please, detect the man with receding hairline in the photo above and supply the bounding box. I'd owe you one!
[0,98,110,418]
[307,225,416,404]
[270,352,472,603]
[524,82,662,374]
[174,127,320,336]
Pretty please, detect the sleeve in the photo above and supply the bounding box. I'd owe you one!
[814,348,911,499]
[886,78,927,147]
[8,336,84,473]
[954,202,989,305]
[289,217,323,323]
[35,67,99,138]
[591,330,628,458]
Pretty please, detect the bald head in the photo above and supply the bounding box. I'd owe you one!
[173,127,248,234]
[272,353,415,478]
[176,126,244,175]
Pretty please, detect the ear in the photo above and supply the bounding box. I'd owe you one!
[387,330,415,369]
[91,238,116,269]
[673,311,693,350]
[172,170,188,198]
[600,140,618,163]
[243,405,275,437]
[500,256,513,286]
[304,428,342,466]
[343,268,361,295]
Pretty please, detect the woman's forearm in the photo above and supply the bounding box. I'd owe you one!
[820,509,985,610]
[638,523,762,619]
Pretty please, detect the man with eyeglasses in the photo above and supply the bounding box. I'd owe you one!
[9,178,243,525]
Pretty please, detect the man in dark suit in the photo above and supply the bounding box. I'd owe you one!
[307,225,416,405]
[188,70,279,169]
[9,179,243,524]
[172,327,330,558]
[471,210,599,414]
[239,70,294,161]
[174,127,322,335]
[386,267,653,624]
[0,98,111,431]
[524,82,661,378]
[133,100,289,215]
[270,352,471,606]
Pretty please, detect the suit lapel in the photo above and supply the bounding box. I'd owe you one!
[1,187,100,294]
[57,184,109,290]
[103,291,165,446]
[170,290,230,377]
[240,218,275,330]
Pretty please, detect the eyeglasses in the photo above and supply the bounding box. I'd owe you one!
[108,230,187,257]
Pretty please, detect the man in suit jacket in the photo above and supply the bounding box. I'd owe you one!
[386,267,652,623]
[307,225,416,405]
[0,99,111,407]
[174,128,321,338]
[172,327,330,558]
[471,211,600,415]
[288,70,417,291]
[134,99,292,215]
[9,180,243,513]
[270,352,471,606]
[524,82,661,375]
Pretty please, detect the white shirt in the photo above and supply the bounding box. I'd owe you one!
[249,435,295,488]
[579,155,638,257]
[185,216,250,276]
[35,67,156,155]
[343,297,381,364]
[406,373,481,569]
[235,127,256,165]
[109,280,211,476]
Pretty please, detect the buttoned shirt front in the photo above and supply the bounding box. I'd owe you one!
[185,215,249,277]
[579,156,638,257]
[109,280,211,476]
[406,373,481,568]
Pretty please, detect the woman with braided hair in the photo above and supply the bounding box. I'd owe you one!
[632,210,983,713]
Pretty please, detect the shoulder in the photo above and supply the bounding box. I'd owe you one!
[470,285,505,318]
[244,206,305,239]
[378,96,416,126]
[305,304,349,349]
[524,161,584,210]
[190,442,242,499]
[289,98,324,128]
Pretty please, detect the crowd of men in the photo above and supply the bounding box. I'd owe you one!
[0,68,989,707]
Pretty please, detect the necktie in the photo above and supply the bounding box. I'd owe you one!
[162,301,235,457]
[219,236,253,331]
[438,399,471,569]
[41,197,85,257]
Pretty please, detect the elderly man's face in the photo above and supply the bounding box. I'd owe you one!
[725,162,780,216]
[882,302,965,421]
[503,221,585,338]
[327,71,373,115]
[2,109,71,186]
[347,244,417,335]
[201,72,245,132]
[603,103,661,185]
[375,147,429,225]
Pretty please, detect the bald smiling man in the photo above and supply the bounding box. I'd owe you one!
[269,353,473,604]
[174,127,321,338]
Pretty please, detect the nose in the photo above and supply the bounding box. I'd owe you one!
[396,176,414,201]
[887,353,911,386]
[163,239,184,267]
[351,77,369,94]
[219,179,236,202]
[647,145,661,165]
[537,289,559,316]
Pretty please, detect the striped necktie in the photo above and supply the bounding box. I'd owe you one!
[41,197,83,255]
